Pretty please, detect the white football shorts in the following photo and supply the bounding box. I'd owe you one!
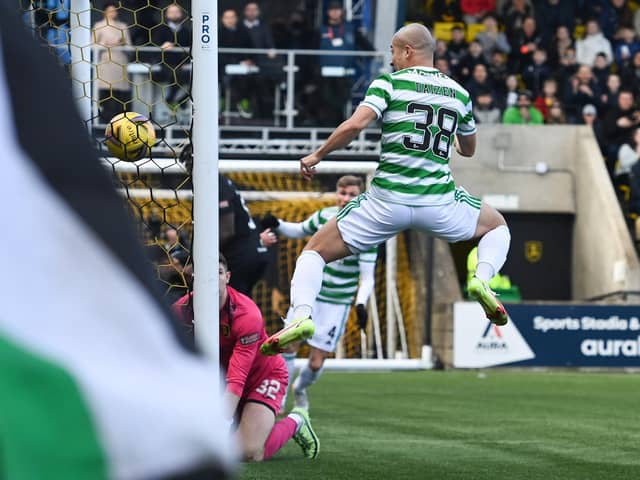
[285,301,351,353]
[336,187,481,253]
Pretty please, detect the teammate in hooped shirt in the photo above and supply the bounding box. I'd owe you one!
[172,254,319,461]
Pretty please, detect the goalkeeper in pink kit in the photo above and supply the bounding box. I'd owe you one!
[173,254,319,461]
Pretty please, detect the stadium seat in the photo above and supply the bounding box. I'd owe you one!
[433,22,465,42]
[465,23,486,42]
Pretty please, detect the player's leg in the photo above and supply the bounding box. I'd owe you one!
[280,304,307,392]
[412,188,510,325]
[235,402,276,462]
[471,202,510,278]
[239,361,318,460]
[236,401,319,461]
[293,301,350,409]
[262,194,407,355]
[467,202,511,325]
[281,344,299,406]
[291,218,353,319]
[260,219,351,355]
[293,348,328,409]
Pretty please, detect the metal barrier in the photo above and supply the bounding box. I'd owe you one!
[90,46,387,134]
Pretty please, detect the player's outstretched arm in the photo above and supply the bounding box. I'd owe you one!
[300,105,378,179]
[261,212,312,239]
[454,132,476,157]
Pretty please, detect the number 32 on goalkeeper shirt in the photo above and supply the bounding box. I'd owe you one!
[256,379,281,400]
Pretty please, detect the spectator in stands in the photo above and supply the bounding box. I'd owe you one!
[447,25,468,77]
[243,2,274,50]
[273,9,315,51]
[509,15,544,72]
[219,8,255,119]
[496,73,520,112]
[592,0,634,41]
[502,89,544,124]
[501,0,534,45]
[576,19,614,67]
[545,101,567,124]
[316,1,373,126]
[118,0,155,46]
[435,39,450,63]
[465,63,495,104]
[474,88,501,124]
[581,103,606,156]
[457,40,487,83]
[600,72,622,115]
[635,7,640,36]
[93,3,131,123]
[243,1,279,121]
[435,55,453,77]
[431,0,463,22]
[602,89,640,177]
[148,226,191,305]
[620,50,640,95]
[547,25,574,70]
[274,9,319,126]
[163,226,190,268]
[487,50,509,91]
[555,45,579,99]
[613,26,640,68]
[460,0,496,25]
[152,3,192,110]
[564,64,601,123]
[219,173,277,296]
[592,51,612,87]
[521,48,551,98]
[534,77,561,120]
[475,13,511,62]
[615,125,640,178]
[534,0,576,47]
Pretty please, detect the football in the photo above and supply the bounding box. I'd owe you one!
[104,112,156,161]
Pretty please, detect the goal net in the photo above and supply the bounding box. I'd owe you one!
[21,0,429,368]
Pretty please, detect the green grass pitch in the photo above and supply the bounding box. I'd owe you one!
[239,370,640,480]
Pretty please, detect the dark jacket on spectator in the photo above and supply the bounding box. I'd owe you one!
[509,25,545,72]
[244,19,275,50]
[521,61,551,98]
[151,20,191,69]
[603,105,640,147]
[534,0,576,45]
[219,23,254,68]
[563,77,601,123]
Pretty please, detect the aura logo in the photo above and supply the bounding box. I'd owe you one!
[454,302,535,368]
[476,322,508,351]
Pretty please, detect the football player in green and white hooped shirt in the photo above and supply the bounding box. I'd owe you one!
[261,23,512,356]
[261,175,377,409]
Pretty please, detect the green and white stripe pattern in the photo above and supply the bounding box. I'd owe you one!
[454,186,482,209]
[361,66,476,206]
[302,206,377,305]
[0,48,232,479]
[3,139,233,480]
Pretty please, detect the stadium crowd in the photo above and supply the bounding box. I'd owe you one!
[32,0,640,224]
